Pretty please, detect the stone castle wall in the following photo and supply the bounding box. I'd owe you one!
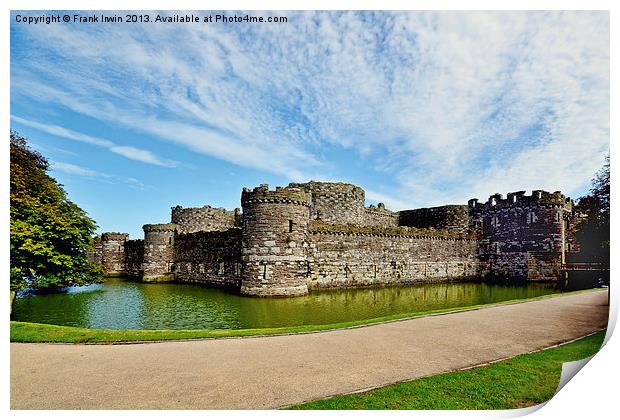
[307,229,480,289]
[363,203,400,227]
[171,205,238,234]
[90,182,576,296]
[124,239,144,278]
[399,205,469,233]
[174,229,242,289]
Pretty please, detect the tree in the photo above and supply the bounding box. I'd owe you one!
[10,130,102,291]
[573,156,610,265]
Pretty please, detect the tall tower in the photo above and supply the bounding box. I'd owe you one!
[471,190,572,281]
[240,184,311,296]
[142,223,179,282]
[99,232,128,276]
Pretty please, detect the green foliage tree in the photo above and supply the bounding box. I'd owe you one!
[573,156,610,265]
[10,130,102,291]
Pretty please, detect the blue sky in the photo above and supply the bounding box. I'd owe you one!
[10,11,609,239]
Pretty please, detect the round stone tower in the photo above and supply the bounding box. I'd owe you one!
[240,184,312,296]
[142,223,179,282]
[288,181,366,225]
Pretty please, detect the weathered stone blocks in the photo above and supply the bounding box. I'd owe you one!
[142,223,179,282]
[89,183,577,293]
[240,184,311,296]
[288,181,366,225]
[171,205,239,234]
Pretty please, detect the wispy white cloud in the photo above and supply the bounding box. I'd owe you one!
[51,161,106,178]
[11,115,177,168]
[11,11,609,207]
[50,161,151,190]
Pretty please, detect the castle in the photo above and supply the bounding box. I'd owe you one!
[88,181,577,296]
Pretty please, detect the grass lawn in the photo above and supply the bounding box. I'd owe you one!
[287,330,606,410]
[10,288,600,343]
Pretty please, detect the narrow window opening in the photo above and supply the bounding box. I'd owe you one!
[169,237,172,244]
[527,212,538,224]
[288,220,293,233]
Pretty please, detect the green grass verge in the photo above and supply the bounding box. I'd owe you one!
[287,330,606,410]
[10,288,601,344]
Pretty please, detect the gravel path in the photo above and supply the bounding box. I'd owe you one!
[11,290,609,409]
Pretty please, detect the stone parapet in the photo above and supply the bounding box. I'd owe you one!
[470,190,573,211]
[143,223,179,233]
[101,232,129,241]
[171,205,237,233]
[241,184,311,207]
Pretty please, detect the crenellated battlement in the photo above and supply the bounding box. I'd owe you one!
[364,203,399,227]
[143,223,179,233]
[241,184,312,207]
[101,232,129,241]
[469,190,573,211]
[365,202,394,215]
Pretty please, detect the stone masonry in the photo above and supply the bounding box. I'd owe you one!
[171,205,240,234]
[89,181,577,296]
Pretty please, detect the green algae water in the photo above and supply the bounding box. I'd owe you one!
[12,279,558,330]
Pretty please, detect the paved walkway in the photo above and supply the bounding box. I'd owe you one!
[11,290,609,409]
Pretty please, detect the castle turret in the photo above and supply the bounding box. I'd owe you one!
[473,189,572,281]
[288,181,365,225]
[240,184,312,296]
[99,232,128,276]
[171,205,237,233]
[142,223,179,282]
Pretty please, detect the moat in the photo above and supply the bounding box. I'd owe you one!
[12,279,560,330]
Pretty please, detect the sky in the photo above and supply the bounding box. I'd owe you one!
[10,10,610,239]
